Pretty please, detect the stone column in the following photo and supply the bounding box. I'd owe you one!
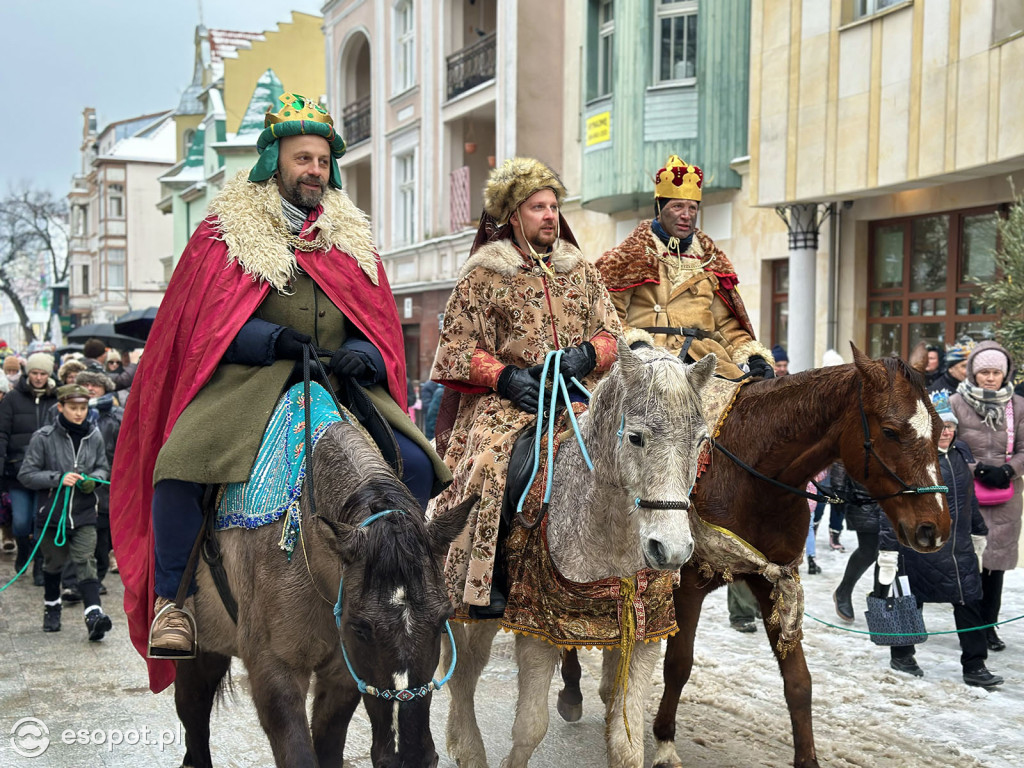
[774,204,834,373]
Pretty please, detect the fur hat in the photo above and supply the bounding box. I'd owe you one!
[75,370,115,392]
[26,353,54,374]
[483,157,566,225]
[58,359,87,383]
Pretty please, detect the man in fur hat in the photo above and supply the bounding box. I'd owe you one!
[596,156,774,381]
[111,93,451,691]
[429,157,621,618]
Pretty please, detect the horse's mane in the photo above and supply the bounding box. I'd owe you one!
[881,355,926,392]
[603,348,705,418]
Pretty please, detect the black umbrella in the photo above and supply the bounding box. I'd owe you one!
[66,322,146,349]
[113,307,159,342]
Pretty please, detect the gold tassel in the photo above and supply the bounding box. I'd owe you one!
[613,577,638,743]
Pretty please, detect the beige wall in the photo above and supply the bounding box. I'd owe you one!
[125,162,174,307]
[222,12,326,133]
[752,0,1024,207]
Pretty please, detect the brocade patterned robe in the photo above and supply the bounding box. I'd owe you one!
[429,236,621,608]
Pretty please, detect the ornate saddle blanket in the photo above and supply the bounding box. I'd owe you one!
[216,382,345,556]
[493,405,678,650]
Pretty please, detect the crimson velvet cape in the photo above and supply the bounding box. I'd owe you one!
[111,216,408,692]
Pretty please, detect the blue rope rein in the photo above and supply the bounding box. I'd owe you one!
[1,473,110,593]
[333,509,458,700]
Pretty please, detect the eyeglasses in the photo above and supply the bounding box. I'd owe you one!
[940,425,956,432]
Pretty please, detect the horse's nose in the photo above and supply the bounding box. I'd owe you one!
[646,537,694,571]
[914,522,938,550]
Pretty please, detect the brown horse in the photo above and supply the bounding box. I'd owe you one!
[557,347,951,768]
[172,419,474,768]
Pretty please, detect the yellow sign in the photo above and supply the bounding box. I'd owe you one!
[586,112,611,146]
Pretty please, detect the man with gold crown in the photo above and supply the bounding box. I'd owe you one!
[429,157,621,618]
[110,94,450,691]
[596,155,774,381]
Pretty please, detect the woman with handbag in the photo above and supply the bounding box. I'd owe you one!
[877,392,1001,687]
[950,340,1024,652]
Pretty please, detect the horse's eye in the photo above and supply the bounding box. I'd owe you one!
[628,433,645,447]
[882,427,900,441]
[348,620,373,643]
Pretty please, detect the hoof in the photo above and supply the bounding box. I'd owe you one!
[653,762,683,768]
[556,689,583,722]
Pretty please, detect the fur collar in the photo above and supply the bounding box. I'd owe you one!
[208,171,379,290]
[596,221,737,291]
[459,237,583,280]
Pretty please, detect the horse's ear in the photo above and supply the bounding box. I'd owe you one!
[615,336,642,376]
[907,340,928,373]
[427,494,477,558]
[850,342,887,390]
[688,353,717,392]
[316,517,365,563]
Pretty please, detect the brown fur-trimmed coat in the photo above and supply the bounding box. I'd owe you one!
[596,221,771,380]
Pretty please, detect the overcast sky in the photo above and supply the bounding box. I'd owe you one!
[0,0,325,196]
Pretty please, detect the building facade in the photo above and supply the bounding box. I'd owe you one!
[67,109,175,326]
[323,0,569,384]
[749,0,1024,369]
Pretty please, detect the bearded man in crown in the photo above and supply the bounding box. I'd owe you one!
[596,156,774,382]
[110,94,450,692]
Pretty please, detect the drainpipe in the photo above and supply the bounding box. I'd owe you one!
[826,204,840,351]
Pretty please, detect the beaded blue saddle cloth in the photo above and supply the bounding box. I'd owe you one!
[216,382,344,556]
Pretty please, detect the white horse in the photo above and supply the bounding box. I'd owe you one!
[444,340,716,768]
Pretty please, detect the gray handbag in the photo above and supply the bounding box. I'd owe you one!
[864,578,928,646]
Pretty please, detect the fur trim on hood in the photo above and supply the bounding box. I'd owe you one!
[458,237,583,280]
[208,171,379,291]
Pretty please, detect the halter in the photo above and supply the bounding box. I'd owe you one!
[712,376,947,505]
[333,510,459,701]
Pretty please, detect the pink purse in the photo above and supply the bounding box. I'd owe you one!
[974,399,1016,506]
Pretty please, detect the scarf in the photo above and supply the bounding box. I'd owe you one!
[59,413,91,451]
[651,218,694,256]
[280,196,311,235]
[956,379,1014,429]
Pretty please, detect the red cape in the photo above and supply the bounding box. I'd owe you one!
[110,213,407,693]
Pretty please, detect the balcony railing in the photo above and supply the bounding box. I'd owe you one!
[447,32,496,101]
[342,95,371,146]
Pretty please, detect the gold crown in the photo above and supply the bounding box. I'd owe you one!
[265,93,334,128]
[654,155,702,202]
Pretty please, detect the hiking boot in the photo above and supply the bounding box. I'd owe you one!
[889,656,924,677]
[85,609,112,642]
[148,597,197,658]
[828,529,846,552]
[467,588,506,620]
[806,556,821,575]
[986,629,1006,652]
[963,667,1003,688]
[730,619,758,633]
[833,589,854,623]
[98,583,108,596]
[42,604,61,632]
[61,586,82,604]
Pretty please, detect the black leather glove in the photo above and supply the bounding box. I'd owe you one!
[557,342,597,382]
[747,355,775,379]
[274,328,312,360]
[974,463,1001,485]
[330,347,373,382]
[496,366,540,413]
[999,464,1016,487]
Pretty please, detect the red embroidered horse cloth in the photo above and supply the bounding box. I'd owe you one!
[492,407,678,648]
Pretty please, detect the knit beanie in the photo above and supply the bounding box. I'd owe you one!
[26,353,54,374]
[972,348,1008,375]
[821,349,845,367]
[771,345,788,363]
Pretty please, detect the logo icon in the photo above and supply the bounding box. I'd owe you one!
[10,717,49,758]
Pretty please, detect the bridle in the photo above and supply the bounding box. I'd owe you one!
[333,509,458,701]
[713,377,947,506]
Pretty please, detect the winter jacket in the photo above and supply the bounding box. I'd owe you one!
[17,420,109,530]
[879,440,987,604]
[949,340,1024,571]
[0,376,59,486]
[829,462,882,534]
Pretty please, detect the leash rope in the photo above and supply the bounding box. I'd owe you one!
[803,611,1023,637]
[0,474,110,593]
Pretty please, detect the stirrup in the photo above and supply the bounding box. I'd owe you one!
[147,601,198,660]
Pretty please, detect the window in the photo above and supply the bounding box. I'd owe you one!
[80,264,90,296]
[852,0,906,22]
[994,0,1024,44]
[106,247,125,290]
[393,0,415,94]
[771,260,789,348]
[597,0,614,98]
[394,151,416,246]
[866,208,1000,358]
[107,183,124,219]
[655,0,697,85]
[73,204,87,236]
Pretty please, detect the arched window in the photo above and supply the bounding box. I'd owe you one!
[393,0,415,95]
